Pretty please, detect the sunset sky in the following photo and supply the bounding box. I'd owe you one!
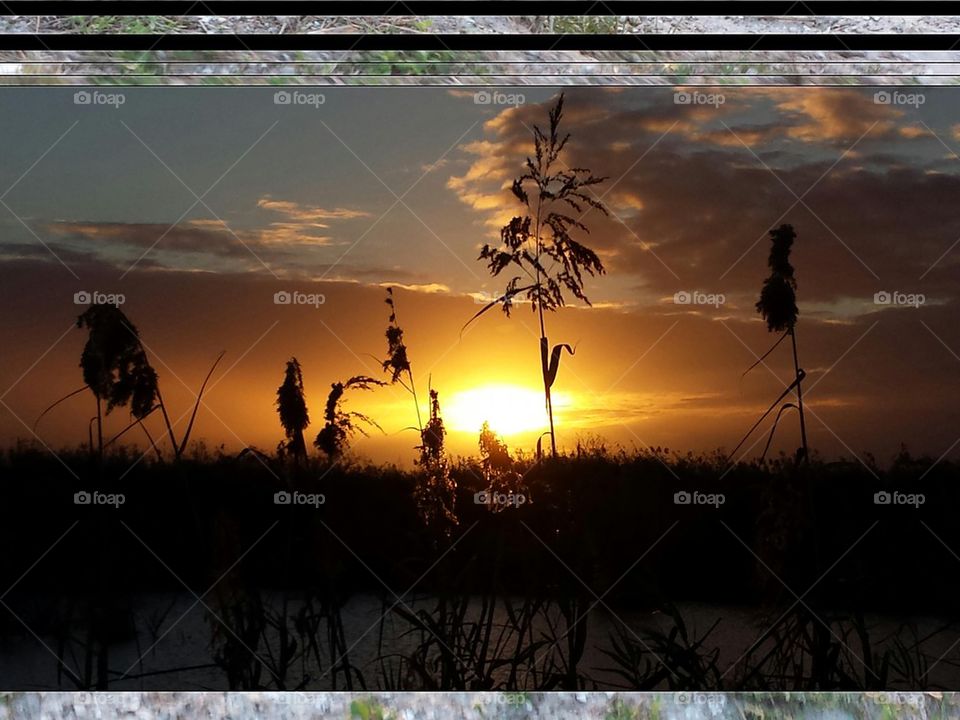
[1,86,959,466]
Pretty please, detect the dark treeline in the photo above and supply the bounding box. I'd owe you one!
[1,443,955,612]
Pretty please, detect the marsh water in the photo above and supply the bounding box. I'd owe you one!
[1,593,958,691]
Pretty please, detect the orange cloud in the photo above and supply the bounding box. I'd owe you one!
[183,217,334,248]
[899,125,931,139]
[379,282,451,294]
[420,158,448,174]
[764,88,902,142]
[257,196,371,223]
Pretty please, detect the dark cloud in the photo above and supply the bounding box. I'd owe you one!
[448,88,960,323]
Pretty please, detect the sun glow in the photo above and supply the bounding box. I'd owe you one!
[444,384,572,437]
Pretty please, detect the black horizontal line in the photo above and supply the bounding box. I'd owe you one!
[1,34,958,51]
[0,1,959,15]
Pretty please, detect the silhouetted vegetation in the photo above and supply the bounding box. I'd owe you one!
[381,288,458,532]
[478,421,526,510]
[76,304,159,462]
[732,224,809,465]
[413,388,457,535]
[276,357,310,464]
[2,441,957,690]
[381,287,420,427]
[315,376,386,460]
[471,93,609,457]
[43,302,226,466]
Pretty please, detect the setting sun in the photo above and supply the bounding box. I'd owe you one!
[444,384,573,437]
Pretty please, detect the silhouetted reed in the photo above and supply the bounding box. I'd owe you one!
[38,302,224,464]
[381,288,458,533]
[468,93,609,457]
[732,224,809,466]
[276,357,310,465]
[315,376,386,461]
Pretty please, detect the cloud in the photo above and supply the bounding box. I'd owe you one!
[48,221,248,257]
[254,222,334,247]
[182,217,337,248]
[379,282,451,294]
[34,194,376,274]
[47,218,336,256]
[256,197,371,223]
[621,87,921,148]
[420,158,448,174]
[445,155,518,230]
[252,196,372,247]
[766,88,903,142]
[899,124,931,139]
[445,88,960,325]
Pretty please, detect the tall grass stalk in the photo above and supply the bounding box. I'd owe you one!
[756,224,807,463]
[471,93,608,457]
[381,287,422,432]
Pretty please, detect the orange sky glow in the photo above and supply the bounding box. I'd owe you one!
[1,86,959,466]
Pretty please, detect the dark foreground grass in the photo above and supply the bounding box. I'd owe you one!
[0,443,957,690]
